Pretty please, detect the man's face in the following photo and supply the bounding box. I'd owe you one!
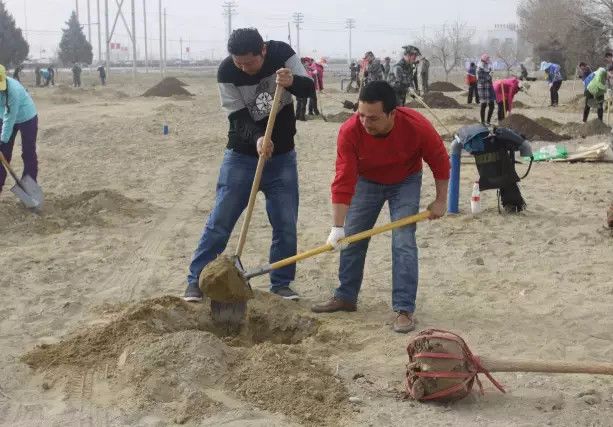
[404,53,417,64]
[580,65,587,72]
[358,101,395,136]
[233,46,266,75]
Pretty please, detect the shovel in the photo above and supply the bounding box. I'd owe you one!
[209,83,285,326]
[243,211,431,280]
[408,90,452,135]
[0,152,43,210]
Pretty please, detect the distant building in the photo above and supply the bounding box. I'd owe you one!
[487,23,519,50]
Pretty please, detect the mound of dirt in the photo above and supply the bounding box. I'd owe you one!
[228,343,350,426]
[143,77,193,97]
[535,117,562,130]
[561,119,612,138]
[429,81,463,92]
[325,111,354,123]
[500,114,568,141]
[200,255,254,303]
[22,292,339,425]
[408,92,465,109]
[0,189,154,235]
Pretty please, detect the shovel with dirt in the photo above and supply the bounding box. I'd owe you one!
[200,210,432,329]
[0,152,44,210]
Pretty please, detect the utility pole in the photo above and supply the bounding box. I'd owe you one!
[292,12,303,57]
[158,0,163,76]
[131,0,137,79]
[23,0,28,43]
[179,37,183,66]
[105,0,110,76]
[87,0,92,43]
[76,0,79,20]
[222,2,237,40]
[97,0,102,62]
[143,0,149,72]
[287,21,291,49]
[345,18,355,65]
[163,8,167,73]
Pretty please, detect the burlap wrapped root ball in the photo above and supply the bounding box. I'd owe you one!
[199,255,253,303]
[405,329,505,402]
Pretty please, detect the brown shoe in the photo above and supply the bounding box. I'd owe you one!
[311,297,357,313]
[393,311,415,333]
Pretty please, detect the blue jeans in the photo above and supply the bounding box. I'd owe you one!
[335,172,422,313]
[187,149,299,291]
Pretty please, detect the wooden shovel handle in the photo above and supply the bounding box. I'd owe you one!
[268,210,431,271]
[0,152,21,183]
[479,355,613,375]
[235,84,285,258]
[411,93,452,135]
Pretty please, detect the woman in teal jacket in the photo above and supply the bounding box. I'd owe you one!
[0,64,39,193]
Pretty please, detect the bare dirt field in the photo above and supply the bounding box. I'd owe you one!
[1,69,612,426]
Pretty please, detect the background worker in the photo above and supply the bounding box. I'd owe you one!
[540,61,563,106]
[311,81,450,334]
[184,28,314,302]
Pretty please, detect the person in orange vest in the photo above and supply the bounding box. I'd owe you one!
[466,62,479,104]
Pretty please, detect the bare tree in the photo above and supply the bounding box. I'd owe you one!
[584,0,613,36]
[496,39,521,76]
[423,21,475,81]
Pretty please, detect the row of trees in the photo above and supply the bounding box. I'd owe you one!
[0,1,92,68]
[519,0,613,78]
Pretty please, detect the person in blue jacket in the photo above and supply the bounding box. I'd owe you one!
[0,64,39,194]
[540,61,564,107]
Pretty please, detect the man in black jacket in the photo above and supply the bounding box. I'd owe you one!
[184,28,314,302]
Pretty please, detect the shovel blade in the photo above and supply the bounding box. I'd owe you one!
[210,299,247,330]
[10,175,43,209]
[10,175,43,210]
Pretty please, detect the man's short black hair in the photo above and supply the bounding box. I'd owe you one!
[228,28,264,56]
[359,81,397,114]
[579,62,587,67]
[606,52,613,58]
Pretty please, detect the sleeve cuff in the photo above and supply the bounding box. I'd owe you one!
[332,192,353,205]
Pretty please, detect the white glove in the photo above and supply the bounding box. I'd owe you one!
[327,226,348,251]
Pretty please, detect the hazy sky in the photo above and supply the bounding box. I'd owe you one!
[3,0,521,61]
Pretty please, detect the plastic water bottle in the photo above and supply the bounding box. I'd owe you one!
[163,124,169,135]
[470,181,481,214]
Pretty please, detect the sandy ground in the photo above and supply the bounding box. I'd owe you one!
[0,69,612,426]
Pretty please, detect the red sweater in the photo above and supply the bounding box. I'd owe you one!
[332,107,450,205]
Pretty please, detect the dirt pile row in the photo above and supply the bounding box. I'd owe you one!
[429,81,463,92]
[143,77,193,97]
[499,114,568,141]
[408,91,464,109]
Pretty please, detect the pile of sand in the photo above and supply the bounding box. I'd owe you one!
[408,92,464,109]
[0,190,153,235]
[21,292,344,425]
[428,81,463,92]
[561,119,612,138]
[500,114,568,141]
[143,77,193,97]
[325,111,355,123]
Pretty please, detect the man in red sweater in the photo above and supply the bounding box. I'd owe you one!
[311,81,450,333]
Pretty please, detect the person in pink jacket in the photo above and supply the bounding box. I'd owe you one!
[493,77,522,121]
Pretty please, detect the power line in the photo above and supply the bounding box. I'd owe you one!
[292,12,303,57]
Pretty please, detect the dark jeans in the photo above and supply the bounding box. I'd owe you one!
[335,172,422,313]
[395,90,407,107]
[468,83,479,103]
[308,91,319,115]
[583,91,604,122]
[296,97,307,120]
[550,80,562,106]
[73,75,81,87]
[480,102,495,124]
[421,74,428,94]
[497,100,510,121]
[0,116,39,192]
[100,76,106,86]
[187,149,299,291]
